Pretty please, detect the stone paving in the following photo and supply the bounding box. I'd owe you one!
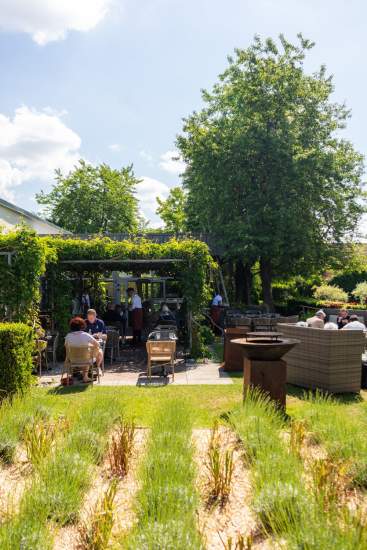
[39,345,233,387]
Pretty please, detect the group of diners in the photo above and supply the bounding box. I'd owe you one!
[64,288,180,381]
[304,308,366,331]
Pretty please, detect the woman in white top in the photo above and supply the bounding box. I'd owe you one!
[65,317,103,382]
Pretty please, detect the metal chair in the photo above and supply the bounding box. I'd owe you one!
[62,344,100,385]
[105,330,120,365]
[146,339,176,381]
[46,332,59,369]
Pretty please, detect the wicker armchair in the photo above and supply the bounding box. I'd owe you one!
[278,323,365,393]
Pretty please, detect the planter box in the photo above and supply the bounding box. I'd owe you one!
[278,324,365,393]
[223,326,250,371]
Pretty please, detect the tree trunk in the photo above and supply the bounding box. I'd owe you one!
[235,259,253,305]
[260,257,274,311]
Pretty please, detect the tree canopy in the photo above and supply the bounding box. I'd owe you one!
[156,186,187,232]
[177,34,365,308]
[37,160,140,234]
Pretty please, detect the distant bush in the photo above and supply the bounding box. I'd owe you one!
[191,325,210,359]
[313,285,348,304]
[331,271,367,295]
[352,281,367,304]
[316,300,367,310]
[0,323,34,397]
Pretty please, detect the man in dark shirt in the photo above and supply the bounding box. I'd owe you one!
[85,309,107,340]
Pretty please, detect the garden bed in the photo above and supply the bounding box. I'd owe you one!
[0,385,366,548]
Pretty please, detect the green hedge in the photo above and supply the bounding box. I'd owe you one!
[0,324,34,397]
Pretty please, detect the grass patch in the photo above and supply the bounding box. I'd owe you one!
[124,399,202,549]
[44,385,243,427]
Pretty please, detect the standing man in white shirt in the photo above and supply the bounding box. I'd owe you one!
[128,287,143,344]
[211,291,223,332]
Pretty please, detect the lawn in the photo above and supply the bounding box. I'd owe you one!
[0,384,366,548]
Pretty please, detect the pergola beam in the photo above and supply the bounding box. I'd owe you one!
[60,259,183,265]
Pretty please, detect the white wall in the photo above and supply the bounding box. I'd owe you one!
[0,204,66,235]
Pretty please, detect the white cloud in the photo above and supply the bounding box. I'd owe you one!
[159,149,186,175]
[0,106,81,199]
[137,176,170,227]
[0,0,112,45]
[139,149,153,163]
[109,143,122,152]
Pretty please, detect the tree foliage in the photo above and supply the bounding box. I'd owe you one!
[177,34,365,308]
[156,187,187,232]
[36,160,140,234]
[352,281,367,304]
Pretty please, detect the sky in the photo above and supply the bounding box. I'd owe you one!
[0,0,366,227]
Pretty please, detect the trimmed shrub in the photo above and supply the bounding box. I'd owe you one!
[352,281,367,304]
[313,284,348,303]
[0,323,34,397]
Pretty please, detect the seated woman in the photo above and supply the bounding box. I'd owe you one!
[65,317,103,383]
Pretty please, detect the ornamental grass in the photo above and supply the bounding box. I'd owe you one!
[0,395,119,549]
[229,389,367,549]
[124,399,203,549]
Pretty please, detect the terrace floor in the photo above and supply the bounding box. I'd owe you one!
[38,345,233,387]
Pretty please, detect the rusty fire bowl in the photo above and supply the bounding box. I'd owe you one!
[231,338,300,361]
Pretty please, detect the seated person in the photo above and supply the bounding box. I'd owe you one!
[85,308,107,340]
[155,303,177,326]
[65,317,103,383]
[324,321,338,330]
[342,314,366,331]
[336,308,350,329]
[103,303,120,324]
[306,310,326,328]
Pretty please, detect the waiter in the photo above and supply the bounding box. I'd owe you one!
[127,287,143,344]
[210,291,222,332]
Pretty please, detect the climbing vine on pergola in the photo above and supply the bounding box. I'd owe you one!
[0,228,215,331]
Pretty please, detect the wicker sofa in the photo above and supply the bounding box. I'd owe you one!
[278,324,366,393]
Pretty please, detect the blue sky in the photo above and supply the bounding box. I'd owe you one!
[0,0,366,226]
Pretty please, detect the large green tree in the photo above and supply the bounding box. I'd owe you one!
[37,160,140,234]
[177,34,365,308]
[156,186,187,233]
